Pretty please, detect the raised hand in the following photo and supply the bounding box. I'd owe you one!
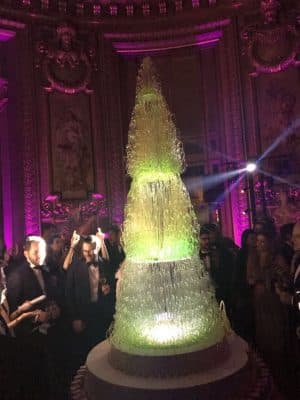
[70,230,80,249]
[96,227,105,244]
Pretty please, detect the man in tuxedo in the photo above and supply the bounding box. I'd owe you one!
[5,236,64,399]
[6,236,60,336]
[65,234,112,362]
[105,225,126,277]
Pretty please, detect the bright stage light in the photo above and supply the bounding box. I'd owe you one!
[245,162,257,173]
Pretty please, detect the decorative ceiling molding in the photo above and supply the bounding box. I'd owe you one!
[0,0,250,20]
[108,30,224,54]
[105,18,230,39]
[104,18,229,54]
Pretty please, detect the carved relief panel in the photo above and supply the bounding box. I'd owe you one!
[239,3,300,229]
[255,69,300,164]
[34,23,103,230]
[241,0,300,75]
[35,23,97,94]
[49,92,95,199]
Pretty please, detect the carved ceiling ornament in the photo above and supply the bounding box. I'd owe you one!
[241,0,300,75]
[35,23,97,94]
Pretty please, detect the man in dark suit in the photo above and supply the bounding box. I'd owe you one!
[105,225,126,277]
[6,235,60,336]
[5,235,63,399]
[66,234,112,364]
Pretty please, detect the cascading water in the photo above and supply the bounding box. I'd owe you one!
[110,57,225,356]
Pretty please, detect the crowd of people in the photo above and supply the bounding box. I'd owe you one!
[0,218,299,399]
[0,224,125,399]
[199,219,300,398]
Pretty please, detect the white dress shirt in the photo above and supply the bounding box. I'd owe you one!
[88,265,100,303]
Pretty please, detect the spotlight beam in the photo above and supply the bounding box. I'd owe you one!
[214,174,246,204]
[258,169,300,189]
[258,117,300,162]
[186,169,245,192]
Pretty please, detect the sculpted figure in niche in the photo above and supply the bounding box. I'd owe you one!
[273,190,299,226]
[55,24,80,70]
[56,110,90,192]
[36,22,96,93]
[241,0,298,74]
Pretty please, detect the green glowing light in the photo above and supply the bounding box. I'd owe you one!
[110,58,225,356]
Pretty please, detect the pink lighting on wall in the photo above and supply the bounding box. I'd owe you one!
[142,3,150,16]
[175,0,183,12]
[0,29,16,42]
[158,1,166,14]
[22,0,31,6]
[93,4,101,15]
[231,177,250,246]
[92,193,104,200]
[108,30,223,55]
[0,29,16,248]
[58,0,67,13]
[126,4,134,16]
[45,194,59,202]
[110,4,118,15]
[1,107,13,248]
[76,2,84,15]
[41,0,49,11]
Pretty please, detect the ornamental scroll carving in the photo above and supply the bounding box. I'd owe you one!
[41,194,108,237]
[35,23,97,94]
[241,0,300,75]
[0,77,8,112]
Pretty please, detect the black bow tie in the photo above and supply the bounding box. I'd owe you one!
[33,265,44,270]
[87,261,100,268]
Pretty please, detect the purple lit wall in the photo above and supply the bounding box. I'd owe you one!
[0,29,15,248]
[0,24,40,248]
[0,84,13,247]
[231,179,250,246]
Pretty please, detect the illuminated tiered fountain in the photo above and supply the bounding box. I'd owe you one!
[110,57,224,360]
[72,58,277,400]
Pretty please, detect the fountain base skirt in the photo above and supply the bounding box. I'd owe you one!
[109,337,229,377]
[71,336,281,400]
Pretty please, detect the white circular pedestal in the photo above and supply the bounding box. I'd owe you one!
[78,335,269,400]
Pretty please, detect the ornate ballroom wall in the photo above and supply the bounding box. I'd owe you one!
[0,0,299,247]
